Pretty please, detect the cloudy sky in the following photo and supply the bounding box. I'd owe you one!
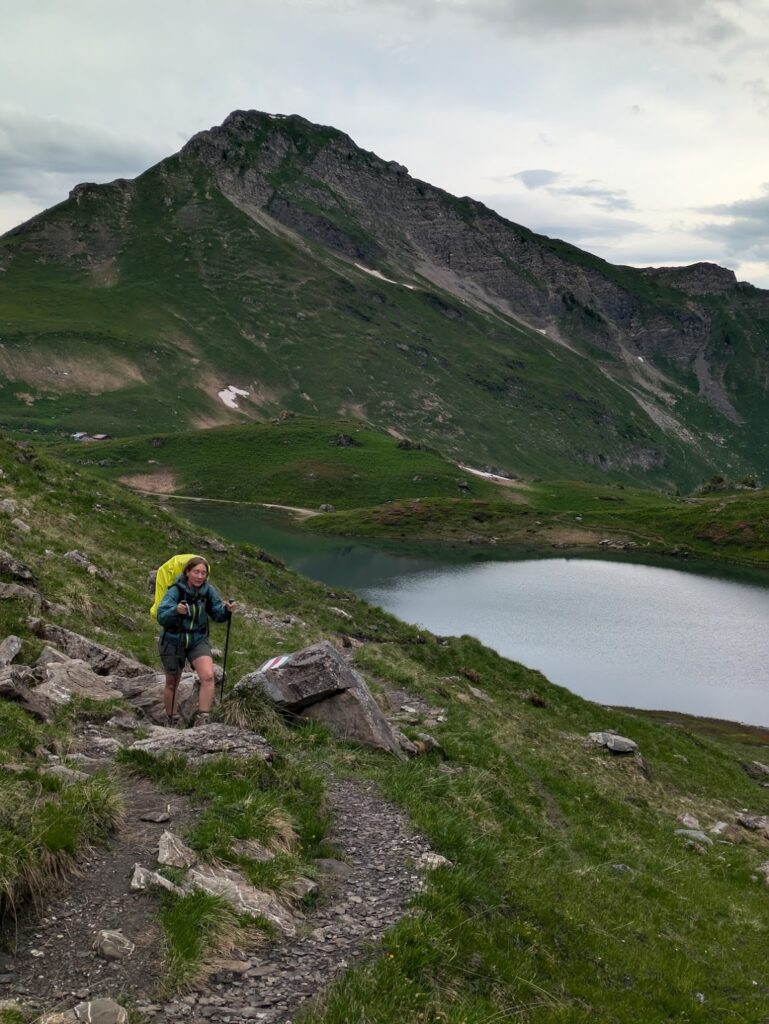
[3,0,769,284]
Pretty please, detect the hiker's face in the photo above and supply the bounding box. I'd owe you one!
[186,564,208,588]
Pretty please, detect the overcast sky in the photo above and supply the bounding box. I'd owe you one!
[3,0,769,285]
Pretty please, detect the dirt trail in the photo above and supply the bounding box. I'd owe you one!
[6,773,195,1006]
[3,769,434,1024]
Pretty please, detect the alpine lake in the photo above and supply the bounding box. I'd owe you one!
[173,500,769,730]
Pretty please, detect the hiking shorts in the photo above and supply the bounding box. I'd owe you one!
[159,633,212,673]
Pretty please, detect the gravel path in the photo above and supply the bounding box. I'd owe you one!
[1,773,434,1024]
[4,774,195,1006]
[139,775,434,1024]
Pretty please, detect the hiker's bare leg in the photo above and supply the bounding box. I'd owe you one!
[163,670,181,717]
[191,654,215,714]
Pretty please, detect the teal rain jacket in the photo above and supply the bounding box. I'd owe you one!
[156,573,230,648]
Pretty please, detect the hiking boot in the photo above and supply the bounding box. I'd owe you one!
[165,714,180,729]
[195,711,210,727]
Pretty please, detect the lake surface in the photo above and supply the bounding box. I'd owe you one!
[176,501,769,727]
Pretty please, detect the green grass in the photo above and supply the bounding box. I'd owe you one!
[1,435,769,1018]
[159,889,245,991]
[51,417,505,508]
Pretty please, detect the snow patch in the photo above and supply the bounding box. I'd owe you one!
[218,385,250,410]
[354,263,416,290]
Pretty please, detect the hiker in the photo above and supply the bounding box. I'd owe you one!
[156,556,235,726]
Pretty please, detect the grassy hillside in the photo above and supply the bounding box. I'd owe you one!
[310,479,769,569]
[2,437,769,1020]
[52,417,506,508]
[53,420,769,570]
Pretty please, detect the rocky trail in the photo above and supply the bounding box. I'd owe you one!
[0,619,445,1024]
[2,753,436,1024]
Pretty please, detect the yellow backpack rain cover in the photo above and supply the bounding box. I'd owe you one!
[150,553,207,620]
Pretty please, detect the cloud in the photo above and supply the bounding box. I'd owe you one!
[511,169,561,189]
[697,184,769,258]
[0,109,162,207]
[508,169,634,211]
[550,183,634,211]
[353,0,741,39]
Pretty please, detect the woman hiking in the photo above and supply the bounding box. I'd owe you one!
[157,556,234,727]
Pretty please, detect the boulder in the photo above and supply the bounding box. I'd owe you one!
[240,641,411,757]
[158,831,197,869]
[237,642,355,711]
[93,929,134,961]
[130,863,184,895]
[736,813,769,836]
[0,549,35,583]
[0,582,41,608]
[0,635,21,667]
[35,659,118,705]
[74,999,128,1024]
[129,723,275,764]
[30,622,147,677]
[588,731,639,755]
[0,666,55,721]
[675,828,713,846]
[743,760,769,780]
[111,670,197,724]
[186,864,296,935]
[35,645,72,668]
[44,764,89,785]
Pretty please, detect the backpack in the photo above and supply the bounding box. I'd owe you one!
[148,553,207,620]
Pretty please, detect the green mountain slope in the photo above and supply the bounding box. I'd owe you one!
[2,110,769,490]
[3,440,769,1019]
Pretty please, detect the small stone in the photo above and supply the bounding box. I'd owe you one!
[140,810,171,823]
[678,813,701,830]
[73,997,129,1024]
[418,851,452,870]
[93,929,135,961]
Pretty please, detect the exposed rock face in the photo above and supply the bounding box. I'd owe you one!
[128,723,275,764]
[5,109,768,487]
[35,659,118,705]
[186,864,297,936]
[236,641,413,757]
[0,665,55,720]
[30,622,148,677]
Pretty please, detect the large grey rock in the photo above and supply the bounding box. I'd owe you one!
[0,582,41,607]
[130,863,184,895]
[236,641,355,711]
[737,813,769,835]
[588,731,639,755]
[0,549,35,583]
[44,763,89,785]
[111,669,197,724]
[129,723,274,764]
[241,641,411,756]
[30,622,147,677]
[158,830,197,868]
[0,635,21,667]
[93,929,134,961]
[186,864,296,935]
[35,659,117,705]
[73,998,129,1024]
[35,645,72,668]
[0,666,55,721]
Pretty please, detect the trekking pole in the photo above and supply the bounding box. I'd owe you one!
[219,605,233,705]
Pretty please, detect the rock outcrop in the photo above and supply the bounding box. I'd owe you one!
[235,641,414,757]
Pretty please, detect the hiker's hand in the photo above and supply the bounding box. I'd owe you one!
[176,601,189,615]
[225,600,236,613]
